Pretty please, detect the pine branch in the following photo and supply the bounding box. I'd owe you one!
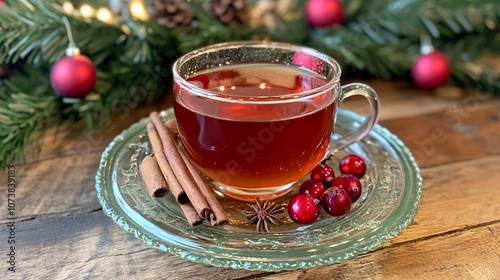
[0,66,60,169]
[309,0,500,93]
[1,0,177,125]
[345,0,500,40]
[0,0,131,65]
[452,60,500,95]
[440,30,500,93]
[309,27,414,79]
[0,0,73,64]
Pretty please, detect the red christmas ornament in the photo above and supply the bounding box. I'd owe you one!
[306,0,344,27]
[50,17,96,98]
[50,52,96,98]
[411,51,451,90]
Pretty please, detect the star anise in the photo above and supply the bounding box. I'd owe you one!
[241,197,285,232]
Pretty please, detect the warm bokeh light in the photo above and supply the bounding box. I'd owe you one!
[79,4,95,18]
[121,24,131,35]
[129,0,150,21]
[96,7,113,23]
[62,1,75,15]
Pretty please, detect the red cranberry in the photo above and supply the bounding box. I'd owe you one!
[299,179,326,199]
[339,154,366,179]
[288,193,321,224]
[320,186,352,217]
[310,164,335,187]
[332,174,362,202]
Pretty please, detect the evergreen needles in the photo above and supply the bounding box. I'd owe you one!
[0,66,60,169]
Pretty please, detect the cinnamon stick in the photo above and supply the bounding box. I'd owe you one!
[140,154,168,197]
[164,118,178,135]
[164,117,229,225]
[145,123,202,226]
[209,213,218,226]
[150,112,212,219]
[177,146,229,226]
[146,122,188,204]
[179,202,203,226]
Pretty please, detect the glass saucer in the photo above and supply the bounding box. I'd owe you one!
[95,108,422,271]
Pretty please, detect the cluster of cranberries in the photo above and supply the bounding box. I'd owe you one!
[288,154,367,225]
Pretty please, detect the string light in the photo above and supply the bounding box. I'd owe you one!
[64,1,149,24]
[80,4,95,19]
[62,1,75,15]
[121,24,132,35]
[96,7,113,23]
[129,0,150,21]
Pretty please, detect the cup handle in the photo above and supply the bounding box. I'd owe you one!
[328,83,380,154]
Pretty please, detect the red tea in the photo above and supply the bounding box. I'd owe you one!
[174,64,335,189]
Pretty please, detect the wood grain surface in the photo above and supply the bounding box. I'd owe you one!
[1,80,499,280]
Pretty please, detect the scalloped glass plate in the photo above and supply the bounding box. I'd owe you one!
[95,108,422,271]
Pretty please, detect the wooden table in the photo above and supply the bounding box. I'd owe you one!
[2,79,499,279]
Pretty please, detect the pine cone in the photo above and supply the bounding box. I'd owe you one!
[248,0,294,30]
[204,0,247,25]
[153,0,194,28]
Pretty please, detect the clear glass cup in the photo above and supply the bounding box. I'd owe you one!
[172,41,379,201]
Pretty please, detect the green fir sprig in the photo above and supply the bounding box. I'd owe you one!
[0,66,60,166]
[311,0,500,85]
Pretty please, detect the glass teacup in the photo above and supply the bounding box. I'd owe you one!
[172,41,379,201]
